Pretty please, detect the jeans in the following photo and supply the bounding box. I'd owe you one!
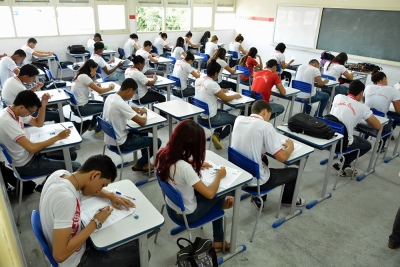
[389,206,400,246]
[321,85,348,96]
[144,69,165,77]
[15,153,81,177]
[111,129,162,167]
[219,80,237,91]
[198,109,237,140]
[303,91,330,117]
[342,135,372,166]
[172,85,195,98]
[73,100,104,128]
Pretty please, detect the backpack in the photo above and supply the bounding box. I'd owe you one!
[67,45,86,54]
[320,51,335,67]
[176,237,218,267]
[0,161,36,195]
[288,113,335,139]
[324,114,349,151]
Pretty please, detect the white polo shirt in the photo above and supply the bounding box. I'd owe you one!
[172,59,194,90]
[172,46,185,60]
[153,38,167,55]
[323,62,348,80]
[205,42,218,57]
[295,64,320,98]
[86,39,95,55]
[0,107,33,167]
[228,42,240,59]
[216,58,228,83]
[125,67,149,99]
[231,114,283,186]
[21,44,35,65]
[330,94,373,145]
[103,94,138,145]
[270,50,285,73]
[71,74,94,106]
[123,39,136,57]
[0,56,18,85]
[195,76,221,118]
[90,54,109,80]
[135,49,151,73]
[364,84,400,114]
[2,76,26,106]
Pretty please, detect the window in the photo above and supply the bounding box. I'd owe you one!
[192,6,212,28]
[216,0,234,12]
[167,0,188,4]
[165,8,190,31]
[137,0,161,4]
[57,7,95,35]
[13,6,58,37]
[214,13,234,30]
[97,4,126,30]
[0,7,15,38]
[136,7,163,32]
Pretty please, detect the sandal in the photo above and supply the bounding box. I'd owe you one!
[132,166,144,172]
[222,197,234,210]
[213,241,230,252]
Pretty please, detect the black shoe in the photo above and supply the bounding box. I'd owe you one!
[34,184,43,194]
[332,163,346,177]
[251,196,265,210]
[391,136,395,141]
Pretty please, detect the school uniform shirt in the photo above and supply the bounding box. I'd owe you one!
[172,59,194,90]
[71,74,94,106]
[228,42,240,58]
[183,37,189,51]
[240,57,258,81]
[172,46,185,60]
[2,76,26,106]
[90,54,110,80]
[295,64,320,98]
[165,160,200,214]
[21,44,35,65]
[0,56,18,85]
[252,69,281,102]
[0,107,33,167]
[86,39,95,55]
[205,42,218,57]
[123,38,136,57]
[270,50,285,74]
[195,76,221,118]
[153,38,167,55]
[103,93,138,145]
[135,49,151,73]
[364,84,400,114]
[323,62,348,80]
[330,94,373,145]
[231,114,283,186]
[39,170,84,267]
[125,67,148,99]
[394,83,400,90]
[216,58,228,83]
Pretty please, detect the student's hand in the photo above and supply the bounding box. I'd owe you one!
[37,81,44,88]
[201,162,213,170]
[139,108,147,116]
[153,74,158,81]
[108,83,115,90]
[57,129,71,140]
[94,206,113,224]
[109,195,135,210]
[283,139,294,150]
[289,59,295,64]
[223,88,229,93]
[109,59,115,64]
[0,53,7,57]
[216,167,227,180]
[41,93,51,105]
[324,78,329,83]
[232,67,236,72]
[117,61,124,67]
[96,83,102,87]
[235,94,242,99]
[48,52,54,55]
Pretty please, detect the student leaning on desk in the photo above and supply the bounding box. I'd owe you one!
[21,37,54,81]
[123,33,140,60]
[0,49,26,85]
[322,52,353,96]
[39,154,144,267]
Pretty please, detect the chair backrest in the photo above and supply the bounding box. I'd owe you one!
[168,56,176,64]
[96,117,118,140]
[241,89,262,100]
[192,98,210,116]
[321,74,335,81]
[152,46,158,54]
[167,75,182,88]
[96,66,102,74]
[0,143,13,164]
[118,47,125,57]
[370,108,385,118]
[53,54,60,63]
[315,117,345,135]
[228,147,260,179]
[198,53,209,61]
[63,89,78,106]
[291,80,312,94]
[236,65,250,77]
[44,67,54,80]
[227,50,239,60]
[156,174,185,212]
[31,210,59,267]
[276,64,282,73]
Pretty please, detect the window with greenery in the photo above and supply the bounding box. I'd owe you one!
[136,7,163,32]
[165,8,190,31]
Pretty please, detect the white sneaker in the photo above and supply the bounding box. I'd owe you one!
[344,167,358,177]
[282,198,306,207]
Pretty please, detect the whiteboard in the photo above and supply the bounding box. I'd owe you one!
[273,6,321,49]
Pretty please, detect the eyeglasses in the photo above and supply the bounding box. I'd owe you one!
[24,106,36,115]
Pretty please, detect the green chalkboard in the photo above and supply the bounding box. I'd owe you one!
[317,8,400,62]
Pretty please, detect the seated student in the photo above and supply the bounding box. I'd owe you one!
[87,33,102,56]
[184,31,201,52]
[135,41,164,76]
[71,59,115,135]
[323,52,353,96]
[205,35,219,58]
[228,34,248,67]
[199,31,211,45]
[21,37,54,80]
[0,49,26,85]
[155,119,233,251]
[153,32,170,57]
[270,42,295,83]
[171,37,186,61]
[90,42,124,83]
[195,59,241,150]
[251,59,286,119]
[0,53,7,59]
[0,90,80,178]
[295,59,330,117]
[238,47,263,86]
[171,52,200,98]
[231,100,306,208]
[330,80,381,176]
[208,48,237,91]
[125,55,166,105]
[103,78,162,172]
[123,33,140,59]
[39,154,144,267]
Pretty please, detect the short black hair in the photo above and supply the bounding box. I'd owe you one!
[27,37,37,44]
[348,80,365,96]
[207,59,221,77]
[185,31,193,38]
[13,49,26,57]
[94,33,102,41]
[267,59,278,68]
[251,100,272,114]
[143,40,152,47]
[275,42,286,53]
[94,41,105,50]
[130,33,138,39]
[19,64,39,77]
[120,78,138,91]
[160,32,167,38]
[132,55,145,65]
[77,155,117,182]
[185,51,194,61]
[13,90,42,109]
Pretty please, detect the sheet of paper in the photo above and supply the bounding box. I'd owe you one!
[229,96,252,104]
[30,129,63,143]
[281,139,302,153]
[200,161,243,189]
[112,58,130,66]
[126,111,159,128]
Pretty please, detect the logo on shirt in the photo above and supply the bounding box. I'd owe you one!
[366,93,389,100]
[71,198,81,252]
[334,101,356,115]
[253,75,268,84]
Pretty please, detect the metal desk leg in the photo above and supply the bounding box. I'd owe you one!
[135,125,158,187]
[288,95,295,118]
[244,103,249,116]
[357,128,383,181]
[236,74,241,94]
[385,131,400,163]
[139,235,149,267]
[166,62,170,74]
[166,85,171,101]
[327,86,336,111]
[62,147,73,172]
[57,102,65,122]
[168,115,172,137]
[197,59,202,71]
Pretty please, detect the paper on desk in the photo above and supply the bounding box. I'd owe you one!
[113,58,130,66]
[281,139,301,153]
[30,129,63,143]
[126,111,159,127]
[200,161,242,189]
[81,197,135,231]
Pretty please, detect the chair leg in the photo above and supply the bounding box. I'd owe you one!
[333,155,344,190]
[154,203,165,243]
[250,195,263,242]
[147,147,151,178]
[282,101,290,121]
[119,154,124,181]
[222,216,227,252]
[17,180,23,226]
[276,185,285,218]
[102,145,106,155]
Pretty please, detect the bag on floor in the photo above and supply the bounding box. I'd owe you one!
[0,161,36,195]
[288,113,335,139]
[324,114,349,151]
[176,237,218,267]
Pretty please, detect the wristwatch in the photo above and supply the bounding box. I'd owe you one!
[91,218,102,230]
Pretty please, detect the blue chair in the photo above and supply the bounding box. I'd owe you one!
[118,47,125,59]
[96,66,118,82]
[96,117,151,180]
[198,53,209,69]
[151,46,158,55]
[167,74,194,101]
[227,50,239,61]
[167,56,176,73]
[53,54,70,79]
[31,210,59,267]
[192,98,232,150]
[292,80,320,117]
[228,147,284,240]
[241,89,278,126]
[236,65,252,87]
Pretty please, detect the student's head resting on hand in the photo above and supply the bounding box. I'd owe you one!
[118,77,138,101]
[251,100,273,122]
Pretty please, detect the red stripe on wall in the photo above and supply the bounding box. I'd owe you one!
[236,16,274,22]
[129,15,136,19]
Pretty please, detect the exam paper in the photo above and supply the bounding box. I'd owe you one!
[281,139,302,153]
[30,130,63,143]
[200,161,242,189]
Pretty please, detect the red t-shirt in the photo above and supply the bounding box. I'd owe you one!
[240,56,258,81]
[252,69,281,102]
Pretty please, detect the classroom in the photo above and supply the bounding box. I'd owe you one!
[1,0,400,266]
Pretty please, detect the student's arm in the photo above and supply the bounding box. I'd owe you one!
[255,55,263,69]
[215,90,241,102]
[181,51,187,58]
[276,82,286,95]
[29,82,44,92]
[393,102,400,113]
[16,130,70,154]
[186,38,201,48]
[102,61,123,75]
[281,59,294,69]
[130,106,147,126]
[343,70,354,80]
[274,139,294,162]
[13,68,20,76]
[192,167,226,199]
[365,115,382,130]
[315,76,329,87]
[190,69,201,79]
[224,65,236,74]
[133,43,140,51]
[94,188,135,210]
[145,74,157,86]
[148,54,159,64]
[32,51,54,57]
[29,93,50,127]
[239,45,247,54]
[89,82,114,94]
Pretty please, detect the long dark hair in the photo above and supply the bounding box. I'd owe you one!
[239,47,257,66]
[155,120,206,183]
[174,37,185,52]
[200,31,211,43]
[327,52,348,69]
[208,47,226,65]
[73,59,98,81]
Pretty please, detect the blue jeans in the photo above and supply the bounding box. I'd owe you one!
[342,135,372,166]
[303,91,330,117]
[74,100,104,128]
[198,109,237,139]
[270,103,285,120]
[321,85,348,96]
[111,130,162,167]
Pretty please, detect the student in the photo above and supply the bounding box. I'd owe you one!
[199,31,211,45]
[195,59,241,150]
[103,78,162,172]
[295,59,330,117]
[238,47,263,86]
[171,52,200,98]
[171,37,187,60]
[270,42,295,82]
[71,59,115,135]
[39,154,144,267]
[21,37,54,65]
[323,52,353,96]
[123,33,140,59]
[205,35,219,58]
[0,90,80,178]
[330,80,381,176]
[153,32,170,57]
[155,119,233,251]
[0,53,7,59]
[251,59,286,119]
[87,33,102,56]
[208,48,237,91]
[228,34,247,67]
[184,31,201,52]
[90,42,124,83]
[135,41,164,76]
[0,49,26,85]
[231,100,306,208]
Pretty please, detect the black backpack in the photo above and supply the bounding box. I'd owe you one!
[0,161,36,195]
[324,114,349,152]
[67,45,86,54]
[288,113,335,139]
[176,237,218,267]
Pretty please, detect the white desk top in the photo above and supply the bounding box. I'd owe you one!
[67,52,89,57]
[38,69,45,76]
[222,90,255,105]
[33,55,55,60]
[194,55,203,60]
[155,76,175,86]
[96,82,121,97]
[222,69,244,76]
[87,180,165,250]
[272,86,300,97]
[35,89,69,103]
[359,115,389,126]
[154,100,204,119]
[157,57,173,64]
[274,133,315,164]
[126,109,166,130]
[102,50,116,55]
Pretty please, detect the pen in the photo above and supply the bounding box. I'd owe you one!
[61,124,67,129]
[140,105,146,111]
[115,190,136,200]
